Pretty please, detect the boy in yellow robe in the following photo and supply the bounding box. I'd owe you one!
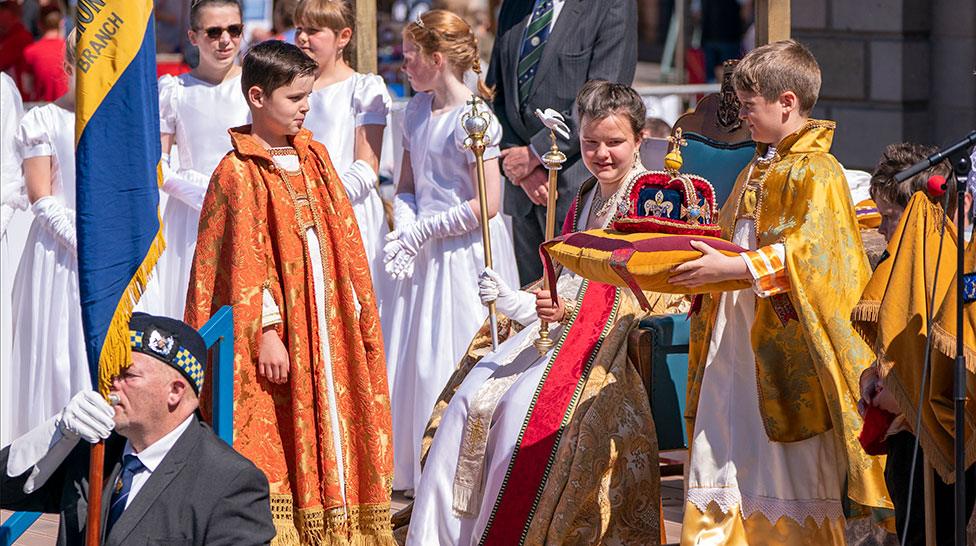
[671,40,890,544]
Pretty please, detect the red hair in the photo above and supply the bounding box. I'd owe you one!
[403,9,493,100]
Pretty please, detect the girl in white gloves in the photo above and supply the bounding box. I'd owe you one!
[295,0,393,313]
[383,10,519,493]
[405,81,686,545]
[138,0,249,318]
[9,30,92,440]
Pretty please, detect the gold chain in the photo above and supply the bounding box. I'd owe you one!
[272,158,336,360]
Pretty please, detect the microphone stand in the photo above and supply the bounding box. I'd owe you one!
[951,149,973,546]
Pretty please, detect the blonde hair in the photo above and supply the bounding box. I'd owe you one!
[65,28,77,67]
[294,0,354,64]
[731,39,821,116]
[403,9,492,100]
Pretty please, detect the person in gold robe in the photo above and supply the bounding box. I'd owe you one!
[854,143,976,545]
[671,40,889,544]
[184,41,394,545]
[400,80,686,545]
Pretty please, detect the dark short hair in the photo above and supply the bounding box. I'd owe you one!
[39,5,62,32]
[870,142,954,212]
[575,80,646,138]
[190,0,242,30]
[241,40,318,96]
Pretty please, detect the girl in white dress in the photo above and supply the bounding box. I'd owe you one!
[294,0,392,310]
[384,9,520,492]
[138,0,249,319]
[9,31,90,439]
[1,71,26,446]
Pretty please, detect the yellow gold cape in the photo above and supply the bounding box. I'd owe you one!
[687,119,890,510]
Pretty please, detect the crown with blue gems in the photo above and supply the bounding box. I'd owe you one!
[129,312,207,394]
[612,128,720,236]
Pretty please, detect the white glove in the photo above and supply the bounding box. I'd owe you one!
[386,193,419,239]
[478,267,537,326]
[6,391,115,493]
[56,390,116,443]
[32,195,76,256]
[1,203,13,237]
[161,153,210,211]
[383,202,479,280]
[340,159,379,204]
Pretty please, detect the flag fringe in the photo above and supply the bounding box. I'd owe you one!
[97,227,165,394]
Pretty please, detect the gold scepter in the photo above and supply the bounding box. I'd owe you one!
[462,96,499,350]
[533,109,569,354]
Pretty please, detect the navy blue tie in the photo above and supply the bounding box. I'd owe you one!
[106,454,145,534]
[517,0,555,103]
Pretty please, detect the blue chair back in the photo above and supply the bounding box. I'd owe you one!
[641,313,691,451]
[680,133,755,210]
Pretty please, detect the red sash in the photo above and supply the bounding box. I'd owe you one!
[480,184,620,545]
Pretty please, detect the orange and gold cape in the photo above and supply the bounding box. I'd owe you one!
[185,126,394,545]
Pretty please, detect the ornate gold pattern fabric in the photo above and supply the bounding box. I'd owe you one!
[687,120,890,511]
[185,126,394,545]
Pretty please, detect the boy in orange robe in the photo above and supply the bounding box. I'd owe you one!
[185,41,394,545]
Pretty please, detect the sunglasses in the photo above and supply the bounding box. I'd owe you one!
[197,24,244,40]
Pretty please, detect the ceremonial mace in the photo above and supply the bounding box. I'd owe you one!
[533,109,569,354]
[462,97,499,350]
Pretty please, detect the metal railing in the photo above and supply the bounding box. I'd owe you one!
[0,306,234,545]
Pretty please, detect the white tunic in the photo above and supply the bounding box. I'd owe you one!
[684,215,844,531]
[259,152,350,505]
[138,73,249,319]
[9,104,91,441]
[1,72,26,446]
[385,92,520,491]
[302,72,392,313]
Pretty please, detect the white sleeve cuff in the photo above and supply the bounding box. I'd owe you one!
[6,415,80,493]
[355,112,387,127]
[262,288,282,327]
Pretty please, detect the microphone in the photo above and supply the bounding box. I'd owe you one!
[927,175,947,198]
[894,130,976,182]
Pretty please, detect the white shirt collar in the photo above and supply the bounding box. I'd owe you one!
[122,414,194,472]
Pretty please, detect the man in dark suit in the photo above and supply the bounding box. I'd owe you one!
[1,313,275,546]
[487,0,638,285]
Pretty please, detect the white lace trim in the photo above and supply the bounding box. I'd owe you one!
[686,486,844,526]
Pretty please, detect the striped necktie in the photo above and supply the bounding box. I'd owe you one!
[517,0,554,103]
[106,454,146,534]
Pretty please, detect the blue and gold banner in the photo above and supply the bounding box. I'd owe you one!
[75,0,164,393]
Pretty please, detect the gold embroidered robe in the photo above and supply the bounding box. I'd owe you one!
[686,120,890,513]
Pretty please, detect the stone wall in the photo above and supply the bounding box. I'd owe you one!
[793,0,975,170]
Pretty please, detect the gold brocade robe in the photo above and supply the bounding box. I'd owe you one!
[687,120,890,510]
[185,126,394,545]
[927,238,976,480]
[396,180,688,545]
[851,192,976,482]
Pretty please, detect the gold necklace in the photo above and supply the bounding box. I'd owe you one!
[592,183,626,218]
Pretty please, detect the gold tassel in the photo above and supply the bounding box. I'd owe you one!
[849,300,880,324]
[349,531,397,546]
[97,226,166,394]
[930,324,976,372]
[270,522,303,546]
